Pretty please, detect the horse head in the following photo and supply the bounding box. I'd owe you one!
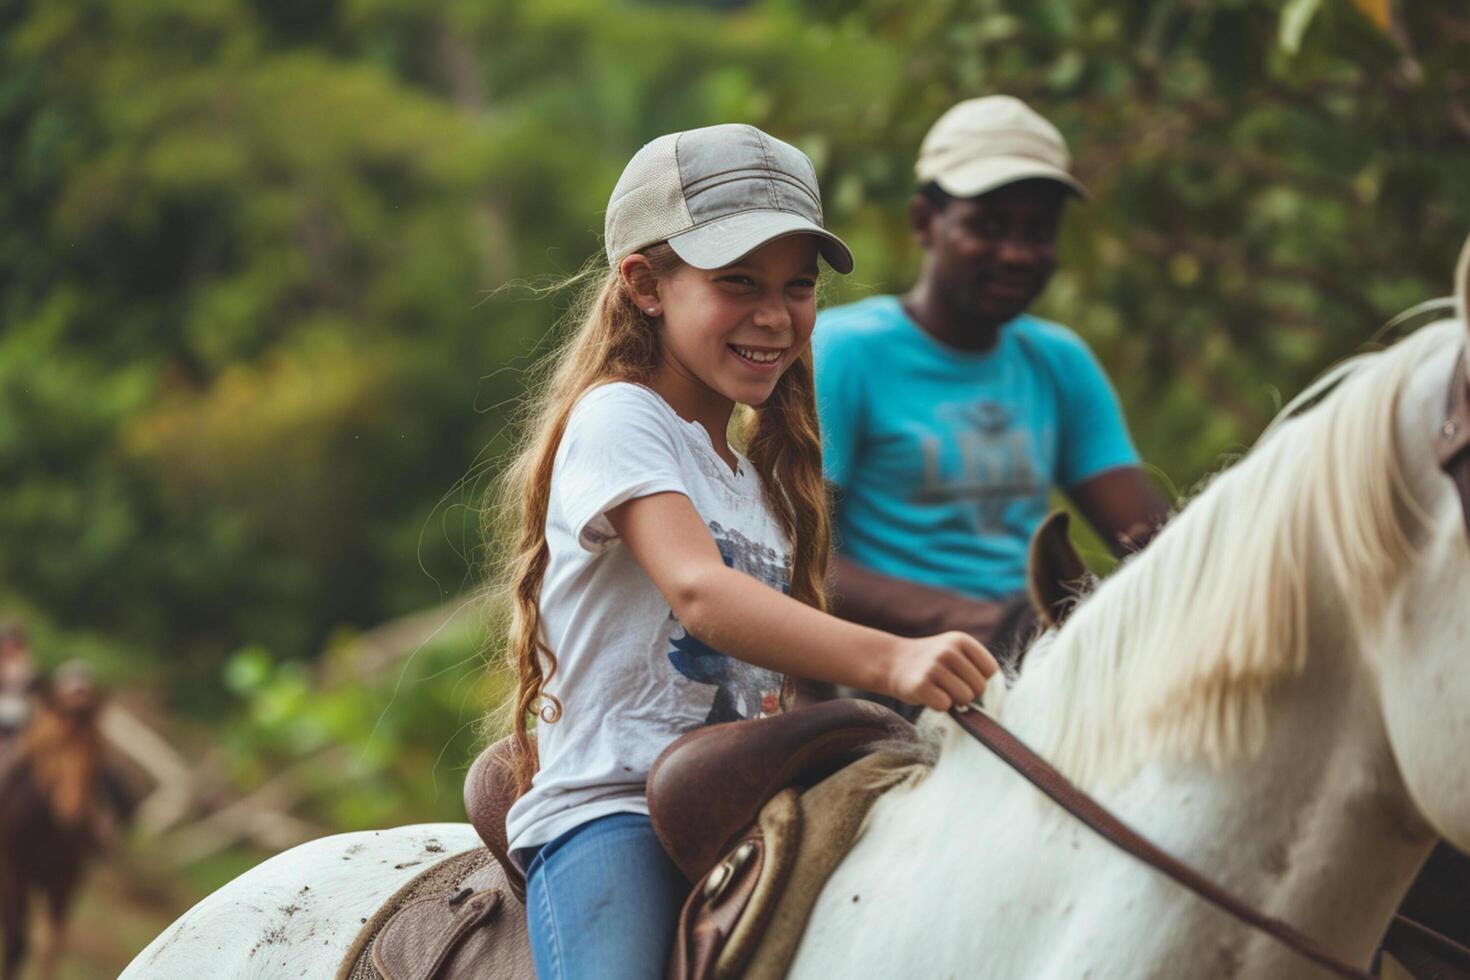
[21,661,108,830]
[1373,232,1470,855]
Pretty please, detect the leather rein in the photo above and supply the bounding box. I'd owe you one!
[948,706,1373,979]
[1435,349,1470,537]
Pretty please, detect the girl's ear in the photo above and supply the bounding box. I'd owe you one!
[619,253,662,315]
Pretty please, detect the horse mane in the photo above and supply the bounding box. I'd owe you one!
[996,321,1458,790]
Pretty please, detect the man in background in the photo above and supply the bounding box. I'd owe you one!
[815,96,1171,658]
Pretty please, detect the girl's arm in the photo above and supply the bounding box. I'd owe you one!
[607,492,996,711]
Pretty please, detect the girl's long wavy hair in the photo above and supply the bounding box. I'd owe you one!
[491,244,832,796]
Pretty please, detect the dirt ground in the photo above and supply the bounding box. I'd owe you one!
[13,845,261,980]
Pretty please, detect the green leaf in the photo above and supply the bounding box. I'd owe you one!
[1279,0,1323,54]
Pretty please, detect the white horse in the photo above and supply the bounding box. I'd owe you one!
[126,257,1470,979]
[790,272,1470,975]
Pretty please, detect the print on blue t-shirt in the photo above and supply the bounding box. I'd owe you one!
[916,399,1047,535]
[666,521,786,723]
[814,296,1138,600]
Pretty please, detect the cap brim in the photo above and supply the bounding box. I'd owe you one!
[928,157,1088,201]
[667,211,854,274]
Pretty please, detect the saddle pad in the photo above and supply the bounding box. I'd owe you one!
[669,749,919,980]
[337,846,534,980]
[732,750,915,978]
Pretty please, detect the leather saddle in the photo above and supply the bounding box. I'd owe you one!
[361,698,913,980]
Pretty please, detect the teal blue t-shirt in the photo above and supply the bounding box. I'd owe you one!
[813,296,1138,600]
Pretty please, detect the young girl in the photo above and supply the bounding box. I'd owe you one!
[499,124,996,979]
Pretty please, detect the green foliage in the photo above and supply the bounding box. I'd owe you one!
[1,0,519,699]
[2,0,1468,836]
[220,620,512,826]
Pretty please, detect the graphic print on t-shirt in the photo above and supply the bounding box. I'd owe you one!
[666,521,788,724]
[913,399,1046,534]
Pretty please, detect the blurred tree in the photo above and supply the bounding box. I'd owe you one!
[0,0,516,701]
[1,0,1468,717]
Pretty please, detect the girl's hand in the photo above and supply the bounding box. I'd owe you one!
[883,632,999,711]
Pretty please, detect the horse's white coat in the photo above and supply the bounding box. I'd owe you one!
[121,823,482,979]
[789,319,1470,979]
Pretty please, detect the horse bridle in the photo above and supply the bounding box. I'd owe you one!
[945,350,1470,979]
[1436,348,1470,538]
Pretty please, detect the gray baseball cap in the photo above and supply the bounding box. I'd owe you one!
[916,96,1087,200]
[604,124,854,274]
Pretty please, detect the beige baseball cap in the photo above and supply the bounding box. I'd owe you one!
[916,95,1087,200]
[604,123,854,274]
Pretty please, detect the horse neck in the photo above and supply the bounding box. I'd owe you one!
[23,709,102,827]
[958,586,1435,969]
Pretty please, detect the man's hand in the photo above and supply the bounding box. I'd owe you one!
[1067,466,1172,558]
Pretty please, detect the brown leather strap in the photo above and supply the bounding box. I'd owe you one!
[667,831,767,980]
[1382,914,1470,979]
[1436,349,1470,538]
[949,707,1373,980]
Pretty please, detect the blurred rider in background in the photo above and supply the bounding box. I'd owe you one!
[0,621,39,740]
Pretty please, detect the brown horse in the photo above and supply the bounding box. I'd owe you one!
[0,664,131,980]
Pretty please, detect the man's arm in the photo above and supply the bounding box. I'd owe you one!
[834,467,1170,640]
[1045,329,1171,559]
[1066,466,1172,557]
[829,553,1019,640]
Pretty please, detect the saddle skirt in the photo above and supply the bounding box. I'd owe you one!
[335,848,533,980]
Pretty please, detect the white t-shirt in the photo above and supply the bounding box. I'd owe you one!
[505,382,791,853]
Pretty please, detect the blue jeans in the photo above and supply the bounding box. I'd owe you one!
[524,812,687,979]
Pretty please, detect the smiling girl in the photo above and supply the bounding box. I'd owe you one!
[497,124,997,978]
